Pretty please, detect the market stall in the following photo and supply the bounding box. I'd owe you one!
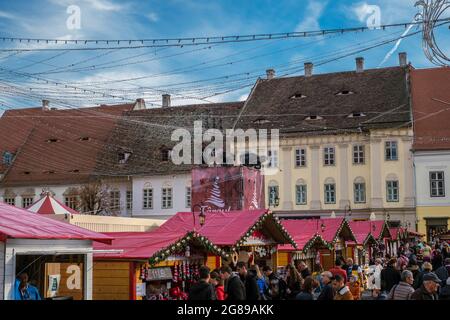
[347,221,383,266]
[157,209,297,270]
[94,230,226,300]
[279,218,356,271]
[0,202,112,300]
[94,209,296,300]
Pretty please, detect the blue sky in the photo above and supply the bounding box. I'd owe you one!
[0,0,448,109]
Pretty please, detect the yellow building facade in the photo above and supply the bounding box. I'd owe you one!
[263,127,416,227]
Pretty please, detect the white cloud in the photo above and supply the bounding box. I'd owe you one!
[146,12,159,23]
[0,10,16,20]
[295,1,328,32]
[83,0,125,12]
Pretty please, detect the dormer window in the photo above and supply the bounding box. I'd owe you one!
[335,90,355,96]
[43,170,56,174]
[118,152,132,164]
[70,169,80,173]
[161,149,172,162]
[79,137,90,141]
[290,93,307,99]
[23,171,31,175]
[305,115,323,120]
[253,118,270,124]
[47,138,60,143]
[2,151,13,165]
[348,112,366,118]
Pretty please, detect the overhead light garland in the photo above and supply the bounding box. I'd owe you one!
[233,211,297,251]
[148,231,228,266]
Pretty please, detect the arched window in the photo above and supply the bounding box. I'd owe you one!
[268,180,279,207]
[324,178,336,204]
[295,179,307,205]
[353,177,366,203]
[143,182,153,209]
[63,187,79,210]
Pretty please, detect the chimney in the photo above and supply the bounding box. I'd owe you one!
[133,98,146,110]
[356,57,364,73]
[266,68,275,80]
[42,99,50,111]
[304,62,313,77]
[399,52,407,67]
[162,94,171,108]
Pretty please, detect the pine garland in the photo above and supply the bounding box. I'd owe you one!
[148,231,228,266]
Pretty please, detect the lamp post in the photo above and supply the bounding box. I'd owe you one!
[385,210,390,222]
[192,203,207,230]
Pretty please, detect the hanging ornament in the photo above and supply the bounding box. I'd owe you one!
[173,263,178,283]
[185,245,190,258]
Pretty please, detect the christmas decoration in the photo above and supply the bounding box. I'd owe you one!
[205,176,225,208]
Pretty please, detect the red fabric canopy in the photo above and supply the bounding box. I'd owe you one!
[389,227,424,240]
[0,201,112,244]
[157,209,270,246]
[278,218,346,251]
[27,194,79,215]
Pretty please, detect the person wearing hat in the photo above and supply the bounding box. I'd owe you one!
[410,272,441,300]
[438,277,450,300]
[317,271,334,301]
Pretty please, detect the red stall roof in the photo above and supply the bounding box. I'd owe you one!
[94,209,297,261]
[278,218,355,252]
[157,209,295,247]
[0,202,112,244]
[94,230,227,261]
[349,220,391,244]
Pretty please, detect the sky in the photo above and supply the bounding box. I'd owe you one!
[0,0,448,110]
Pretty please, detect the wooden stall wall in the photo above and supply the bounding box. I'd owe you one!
[0,242,4,300]
[93,261,131,300]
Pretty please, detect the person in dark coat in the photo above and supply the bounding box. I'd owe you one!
[220,266,245,300]
[410,272,441,300]
[439,277,450,300]
[432,249,443,271]
[435,258,450,284]
[263,265,287,300]
[188,266,217,300]
[236,262,260,301]
[380,258,401,293]
[317,271,335,301]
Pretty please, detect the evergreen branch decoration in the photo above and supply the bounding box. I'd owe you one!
[148,231,228,266]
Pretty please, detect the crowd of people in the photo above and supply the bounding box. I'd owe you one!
[188,239,450,301]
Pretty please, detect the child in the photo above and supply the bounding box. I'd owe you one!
[209,271,225,300]
[348,275,361,300]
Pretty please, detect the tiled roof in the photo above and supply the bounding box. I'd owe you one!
[94,102,244,176]
[0,104,134,187]
[411,67,450,151]
[234,66,411,136]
